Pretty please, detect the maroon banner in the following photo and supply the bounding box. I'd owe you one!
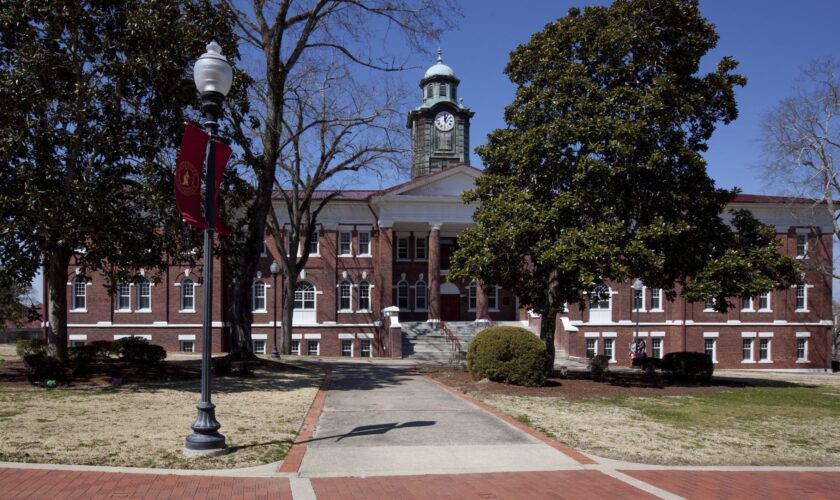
[174,123,210,229]
[213,141,233,236]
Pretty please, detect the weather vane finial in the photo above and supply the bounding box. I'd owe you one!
[437,47,442,63]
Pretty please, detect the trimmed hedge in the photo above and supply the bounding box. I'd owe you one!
[16,338,46,358]
[22,353,68,383]
[111,336,167,364]
[589,354,610,380]
[661,352,713,382]
[467,326,549,387]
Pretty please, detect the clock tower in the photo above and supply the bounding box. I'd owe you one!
[407,49,474,179]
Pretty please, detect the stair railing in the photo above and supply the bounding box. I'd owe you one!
[441,321,465,366]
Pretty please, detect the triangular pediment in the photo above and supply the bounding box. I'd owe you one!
[385,164,482,197]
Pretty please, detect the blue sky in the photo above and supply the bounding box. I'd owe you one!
[423,0,840,194]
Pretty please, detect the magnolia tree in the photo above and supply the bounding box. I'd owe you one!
[450,0,798,366]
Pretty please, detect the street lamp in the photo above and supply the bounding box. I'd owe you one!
[270,260,280,358]
[184,41,232,457]
[631,278,643,366]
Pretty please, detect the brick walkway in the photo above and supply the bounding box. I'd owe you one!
[622,470,840,499]
[312,470,657,499]
[0,468,292,499]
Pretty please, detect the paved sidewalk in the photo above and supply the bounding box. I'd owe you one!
[2,360,840,499]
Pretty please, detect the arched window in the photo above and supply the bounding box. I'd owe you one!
[137,277,151,311]
[425,84,433,99]
[358,281,371,311]
[294,281,316,310]
[588,282,612,323]
[338,280,352,311]
[397,281,409,309]
[468,281,477,310]
[116,282,131,311]
[252,280,266,312]
[181,278,195,311]
[72,276,87,310]
[415,280,427,310]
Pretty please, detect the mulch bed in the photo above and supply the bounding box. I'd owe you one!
[421,367,750,400]
[0,356,304,390]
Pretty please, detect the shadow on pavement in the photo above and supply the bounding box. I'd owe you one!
[296,420,436,444]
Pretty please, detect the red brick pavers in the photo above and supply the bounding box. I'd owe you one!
[0,467,292,499]
[312,470,658,499]
[279,368,332,473]
[622,470,840,499]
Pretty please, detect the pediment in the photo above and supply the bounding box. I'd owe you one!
[386,164,481,197]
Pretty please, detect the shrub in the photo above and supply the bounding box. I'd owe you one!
[639,357,662,375]
[88,340,114,360]
[588,354,610,381]
[22,353,68,384]
[467,326,549,387]
[111,336,166,364]
[16,338,46,358]
[661,352,713,382]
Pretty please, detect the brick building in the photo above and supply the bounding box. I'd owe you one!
[52,54,834,370]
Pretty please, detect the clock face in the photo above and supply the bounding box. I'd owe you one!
[434,111,455,131]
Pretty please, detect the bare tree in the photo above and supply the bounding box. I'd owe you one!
[221,0,457,358]
[762,57,840,363]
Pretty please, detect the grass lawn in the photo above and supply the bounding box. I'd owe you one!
[473,371,840,466]
[0,346,322,470]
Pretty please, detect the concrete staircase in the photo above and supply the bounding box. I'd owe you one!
[401,321,488,363]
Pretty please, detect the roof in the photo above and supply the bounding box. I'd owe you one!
[422,49,456,80]
[271,190,380,201]
[732,194,834,204]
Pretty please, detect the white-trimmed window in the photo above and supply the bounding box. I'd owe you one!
[603,338,615,361]
[338,280,352,311]
[70,339,86,348]
[291,340,300,355]
[439,83,448,97]
[415,280,427,310]
[181,279,195,311]
[796,335,809,361]
[309,230,320,255]
[704,337,717,363]
[651,338,662,358]
[742,338,754,362]
[116,282,131,311]
[294,281,316,310]
[358,281,371,311]
[633,287,644,311]
[741,296,753,311]
[589,283,610,310]
[397,237,409,260]
[360,339,372,357]
[759,338,771,362]
[339,231,352,256]
[253,280,266,312]
[468,282,477,310]
[180,340,195,352]
[341,340,353,357]
[650,288,662,311]
[796,234,807,258]
[72,277,87,310]
[585,338,597,358]
[487,286,499,310]
[795,284,807,311]
[137,278,151,311]
[307,340,319,356]
[253,339,266,355]
[358,231,370,256]
[397,281,409,309]
[415,237,427,260]
[704,298,715,311]
[758,292,771,311]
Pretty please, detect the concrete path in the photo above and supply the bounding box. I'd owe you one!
[2,360,840,498]
[297,363,579,477]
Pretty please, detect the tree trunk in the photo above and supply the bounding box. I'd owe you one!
[45,248,71,364]
[281,266,297,355]
[228,274,256,360]
[540,270,561,374]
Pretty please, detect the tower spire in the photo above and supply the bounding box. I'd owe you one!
[436,47,442,63]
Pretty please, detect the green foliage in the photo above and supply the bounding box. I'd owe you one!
[111,337,166,365]
[16,339,46,358]
[450,0,797,331]
[68,346,96,375]
[0,0,238,359]
[0,278,39,327]
[588,354,610,381]
[87,341,114,360]
[22,354,68,384]
[661,352,714,382]
[467,326,549,387]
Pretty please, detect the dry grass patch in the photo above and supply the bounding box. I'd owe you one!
[472,371,840,466]
[0,360,322,469]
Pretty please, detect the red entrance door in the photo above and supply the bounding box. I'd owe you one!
[441,295,461,321]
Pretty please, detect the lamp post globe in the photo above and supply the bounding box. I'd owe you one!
[184,41,232,457]
[631,278,643,364]
[270,261,280,358]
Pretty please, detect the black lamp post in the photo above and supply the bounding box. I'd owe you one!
[270,260,280,358]
[184,41,232,456]
[631,278,643,365]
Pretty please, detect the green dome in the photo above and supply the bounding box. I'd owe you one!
[423,49,455,79]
